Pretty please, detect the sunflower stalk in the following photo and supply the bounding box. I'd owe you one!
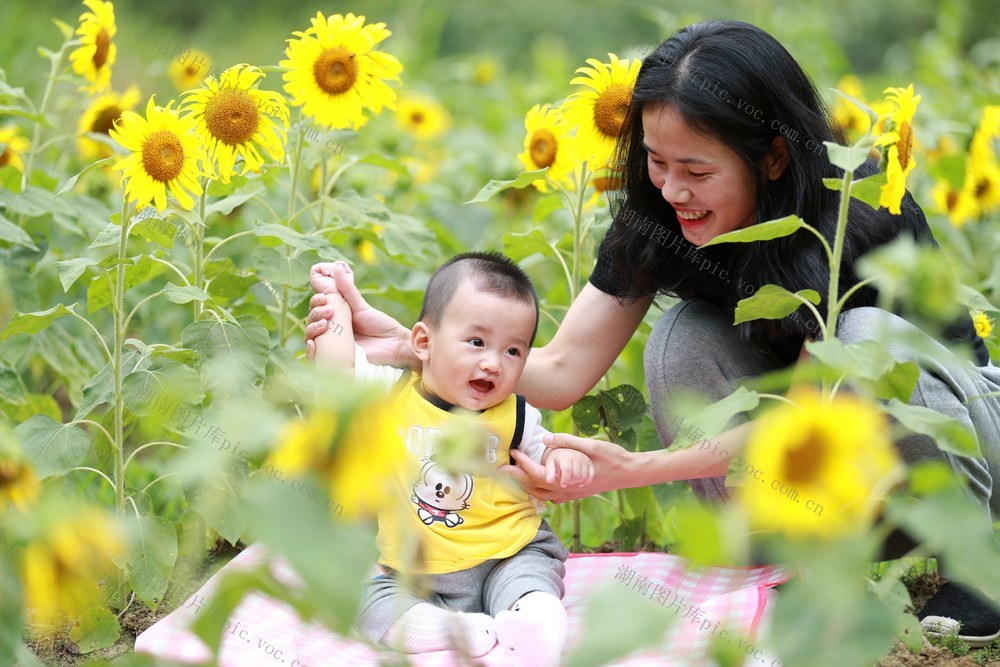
[820,169,854,400]
[279,130,307,345]
[110,194,131,610]
[193,182,208,321]
[566,163,592,552]
[20,37,70,192]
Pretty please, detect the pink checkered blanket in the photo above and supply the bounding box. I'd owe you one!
[135,544,791,666]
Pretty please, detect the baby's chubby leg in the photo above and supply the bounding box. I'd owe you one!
[495,591,568,667]
[357,571,496,656]
[483,521,569,667]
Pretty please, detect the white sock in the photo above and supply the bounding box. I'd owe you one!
[381,603,497,656]
[495,592,568,667]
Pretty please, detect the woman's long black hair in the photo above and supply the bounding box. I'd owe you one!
[602,20,899,344]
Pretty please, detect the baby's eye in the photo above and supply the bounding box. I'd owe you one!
[506,347,521,357]
[468,338,484,347]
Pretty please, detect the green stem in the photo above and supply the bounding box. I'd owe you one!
[203,229,256,266]
[822,169,853,398]
[825,169,853,338]
[112,195,130,608]
[569,164,591,298]
[123,441,188,474]
[571,498,582,552]
[319,156,328,224]
[21,40,68,191]
[64,308,113,364]
[69,466,116,492]
[280,132,306,345]
[193,183,208,321]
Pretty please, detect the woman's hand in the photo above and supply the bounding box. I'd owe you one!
[304,263,415,368]
[502,433,638,503]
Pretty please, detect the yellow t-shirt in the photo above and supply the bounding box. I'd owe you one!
[376,373,543,574]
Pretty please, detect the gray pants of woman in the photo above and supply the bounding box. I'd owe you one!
[644,300,1000,535]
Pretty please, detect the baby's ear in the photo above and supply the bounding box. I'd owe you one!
[411,322,432,362]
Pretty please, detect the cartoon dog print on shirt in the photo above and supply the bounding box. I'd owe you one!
[411,459,473,528]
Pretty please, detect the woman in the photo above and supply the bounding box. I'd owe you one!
[306,20,1000,645]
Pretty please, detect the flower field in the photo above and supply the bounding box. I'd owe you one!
[1,0,999,665]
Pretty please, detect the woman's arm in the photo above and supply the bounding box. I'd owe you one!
[503,423,752,502]
[519,283,653,410]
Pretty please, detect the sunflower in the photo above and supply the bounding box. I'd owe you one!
[280,12,403,131]
[956,108,1000,222]
[68,0,117,93]
[973,311,994,339]
[357,224,382,264]
[110,96,204,213]
[77,86,140,159]
[268,412,338,478]
[563,53,641,168]
[518,103,580,192]
[931,179,976,227]
[737,389,901,538]
[396,94,450,140]
[21,509,123,627]
[875,85,921,214]
[168,49,212,92]
[181,64,288,183]
[329,399,409,520]
[831,75,872,138]
[0,125,31,173]
[0,446,38,510]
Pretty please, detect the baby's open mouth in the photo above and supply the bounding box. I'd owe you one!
[469,379,494,394]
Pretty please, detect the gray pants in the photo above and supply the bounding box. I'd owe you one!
[645,299,1000,523]
[356,520,568,644]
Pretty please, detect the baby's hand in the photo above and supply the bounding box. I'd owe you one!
[310,261,350,295]
[544,448,595,488]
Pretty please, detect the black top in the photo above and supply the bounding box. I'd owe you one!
[589,194,990,369]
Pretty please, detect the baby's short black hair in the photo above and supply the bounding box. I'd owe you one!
[419,252,539,346]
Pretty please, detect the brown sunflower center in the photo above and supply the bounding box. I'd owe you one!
[896,122,913,169]
[530,129,558,168]
[142,130,185,183]
[204,89,260,146]
[946,189,959,212]
[0,459,21,485]
[410,111,425,125]
[185,65,198,77]
[91,105,122,135]
[782,428,827,487]
[313,48,358,95]
[93,28,111,70]
[593,83,632,138]
[0,146,11,168]
[975,177,992,200]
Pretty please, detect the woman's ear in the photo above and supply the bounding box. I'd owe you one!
[412,322,432,363]
[762,136,790,180]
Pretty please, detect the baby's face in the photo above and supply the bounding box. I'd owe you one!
[416,280,536,411]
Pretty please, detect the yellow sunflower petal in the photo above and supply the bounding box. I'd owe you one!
[737,389,901,538]
[181,64,289,184]
[110,95,205,213]
[563,53,640,168]
[68,0,117,94]
[280,12,403,131]
[517,103,581,193]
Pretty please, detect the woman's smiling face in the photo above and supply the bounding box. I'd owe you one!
[642,103,759,247]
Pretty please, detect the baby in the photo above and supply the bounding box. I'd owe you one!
[309,253,593,666]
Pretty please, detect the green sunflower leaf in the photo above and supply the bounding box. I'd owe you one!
[466,169,548,203]
[700,215,806,247]
[734,284,821,324]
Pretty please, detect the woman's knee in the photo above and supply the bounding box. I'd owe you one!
[645,299,734,388]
